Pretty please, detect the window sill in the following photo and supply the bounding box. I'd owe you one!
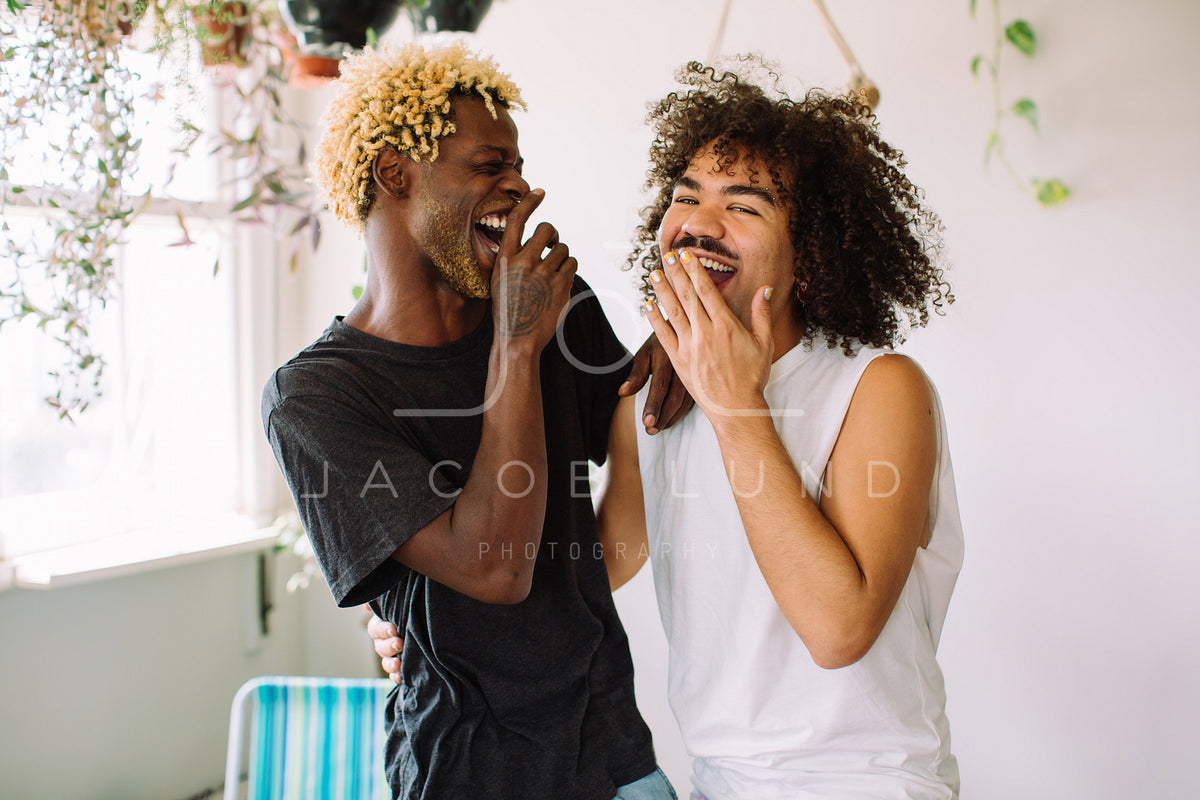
[4,516,277,590]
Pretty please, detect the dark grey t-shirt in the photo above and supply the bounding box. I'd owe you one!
[262,280,656,800]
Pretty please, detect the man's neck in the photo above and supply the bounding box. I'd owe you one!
[345,267,489,347]
[770,309,807,363]
[345,221,490,346]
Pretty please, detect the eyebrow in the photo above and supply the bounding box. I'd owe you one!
[674,175,777,205]
[474,145,524,171]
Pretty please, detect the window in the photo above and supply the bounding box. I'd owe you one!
[0,21,281,586]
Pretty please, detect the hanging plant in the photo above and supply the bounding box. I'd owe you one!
[0,0,333,418]
[189,0,250,67]
[969,0,1070,206]
[0,0,144,418]
[142,1,322,250]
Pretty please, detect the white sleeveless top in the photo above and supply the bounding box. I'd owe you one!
[636,342,964,800]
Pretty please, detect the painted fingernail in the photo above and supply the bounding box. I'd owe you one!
[679,251,692,264]
[651,269,665,283]
[663,252,677,266]
[764,287,773,300]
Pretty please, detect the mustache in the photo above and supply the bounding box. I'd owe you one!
[669,235,737,262]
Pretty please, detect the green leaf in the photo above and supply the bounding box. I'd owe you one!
[352,285,364,300]
[1005,20,1036,56]
[970,55,983,77]
[984,131,1000,165]
[969,0,977,17]
[231,188,262,213]
[1011,98,1038,130]
[11,186,23,194]
[1033,178,1070,206]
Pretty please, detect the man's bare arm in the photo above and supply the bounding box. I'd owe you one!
[596,395,649,590]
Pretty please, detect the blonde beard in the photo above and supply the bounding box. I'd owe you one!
[421,199,491,299]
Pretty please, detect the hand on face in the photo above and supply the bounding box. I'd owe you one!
[645,249,775,420]
[490,188,578,352]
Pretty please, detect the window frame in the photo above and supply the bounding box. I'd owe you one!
[0,73,287,590]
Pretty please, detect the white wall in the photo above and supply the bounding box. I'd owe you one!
[298,1,1191,797]
[0,552,377,799]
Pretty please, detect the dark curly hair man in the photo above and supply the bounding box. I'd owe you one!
[629,59,952,355]
[619,58,965,799]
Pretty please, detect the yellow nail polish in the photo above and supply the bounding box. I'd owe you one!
[764,287,773,300]
[651,269,664,283]
[663,252,677,266]
[679,251,692,263]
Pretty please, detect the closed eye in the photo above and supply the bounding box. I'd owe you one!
[478,161,522,175]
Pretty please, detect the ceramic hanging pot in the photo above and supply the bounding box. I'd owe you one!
[407,0,494,34]
[278,0,405,57]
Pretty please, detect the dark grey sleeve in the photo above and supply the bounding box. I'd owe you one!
[264,390,458,607]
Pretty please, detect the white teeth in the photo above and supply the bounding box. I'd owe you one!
[479,214,507,230]
[485,239,500,254]
[698,256,733,272]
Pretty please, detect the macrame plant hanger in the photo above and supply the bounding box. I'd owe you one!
[707,0,880,110]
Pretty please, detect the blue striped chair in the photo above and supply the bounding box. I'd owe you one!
[224,676,392,800]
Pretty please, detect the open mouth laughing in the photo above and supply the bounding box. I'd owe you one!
[475,211,508,255]
[679,249,737,287]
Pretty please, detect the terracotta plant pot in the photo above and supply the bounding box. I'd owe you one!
[275,30,342,87]
[191,1,250,68]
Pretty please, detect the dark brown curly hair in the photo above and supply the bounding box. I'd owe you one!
[628,59,952,353]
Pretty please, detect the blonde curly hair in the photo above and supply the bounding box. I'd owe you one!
[315,41,525,231]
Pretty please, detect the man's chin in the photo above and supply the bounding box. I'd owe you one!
[436,258,491,299]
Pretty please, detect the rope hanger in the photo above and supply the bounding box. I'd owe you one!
[707,0,880,110]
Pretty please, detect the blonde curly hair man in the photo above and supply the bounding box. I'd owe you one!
[315,41,524,229]
[264,41,680,800]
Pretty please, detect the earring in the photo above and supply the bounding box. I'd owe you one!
[797,280,809,302]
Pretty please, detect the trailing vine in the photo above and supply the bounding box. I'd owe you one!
[970,0,1070,206]
[0,0,143,418]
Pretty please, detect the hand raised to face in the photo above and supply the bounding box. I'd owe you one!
[490,188,577,352]
[644,249,775,421]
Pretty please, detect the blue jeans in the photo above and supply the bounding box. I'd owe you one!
[613,767,678,800]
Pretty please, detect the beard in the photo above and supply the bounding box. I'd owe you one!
[418,197,491,299]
